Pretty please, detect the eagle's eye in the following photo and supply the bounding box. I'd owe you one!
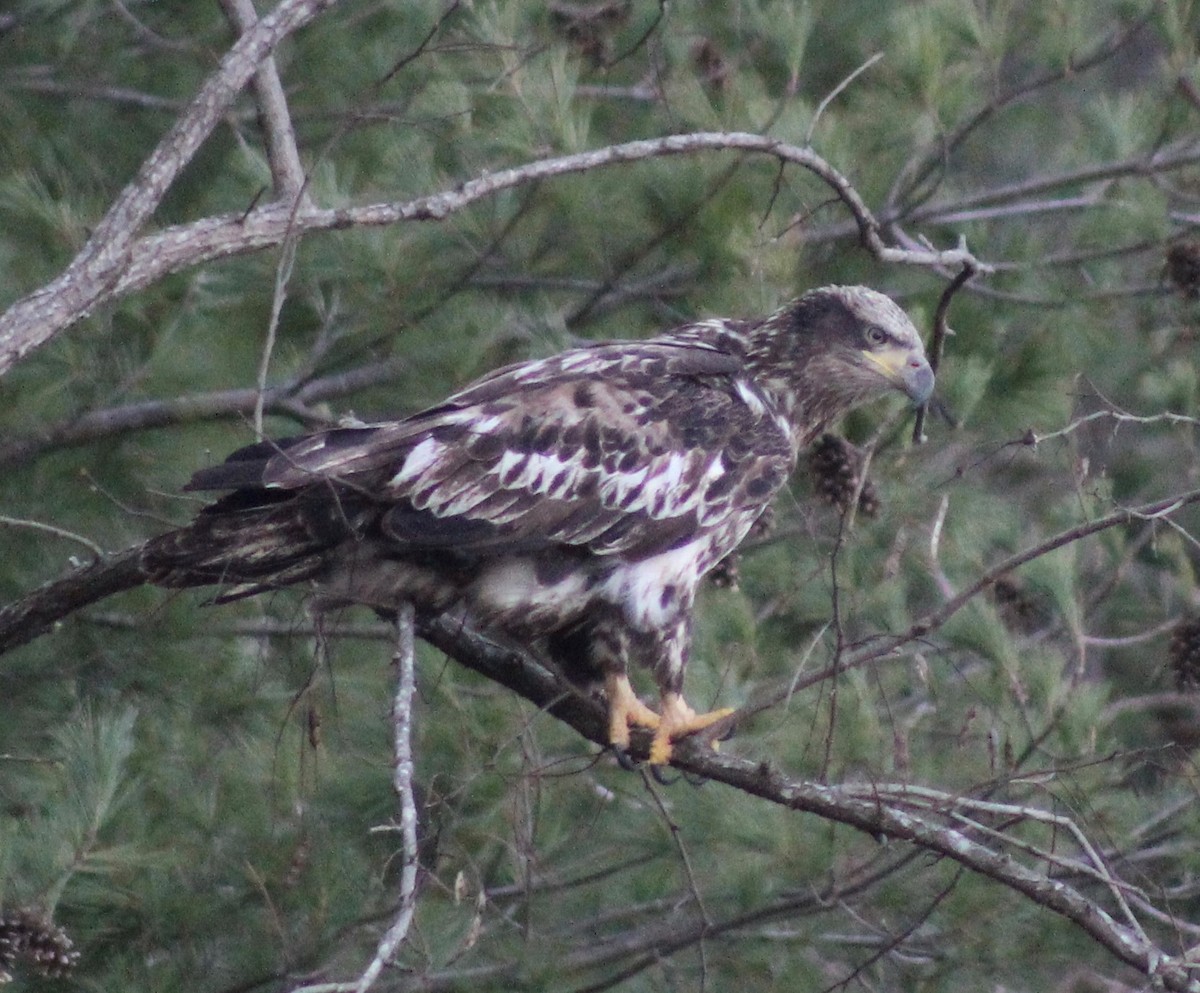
[865,325,889,347]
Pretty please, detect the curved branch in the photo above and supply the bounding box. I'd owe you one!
[911,262,976,443]
[119,132,990,283]
[0,131,990,379]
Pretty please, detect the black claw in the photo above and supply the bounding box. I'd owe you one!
[612,745,640,771]
[651,764,681,786]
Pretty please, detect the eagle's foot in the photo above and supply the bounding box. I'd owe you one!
[648,693,735,765]
[605,673,661,753]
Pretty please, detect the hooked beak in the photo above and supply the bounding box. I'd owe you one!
[862,344,935,405]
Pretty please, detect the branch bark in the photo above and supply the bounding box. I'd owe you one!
[0,356,409,471]
[0,0,340,376]
[420,617,1199,992]
[0,130,990,380]
[343,604,419,993]
[0,547,146,655]
[218,0,310,203]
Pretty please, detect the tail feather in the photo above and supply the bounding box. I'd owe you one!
[140,502,336,594]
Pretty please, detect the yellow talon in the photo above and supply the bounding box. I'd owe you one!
[605,673,660,750]
[647,693,735,765]
[605,677,733,764]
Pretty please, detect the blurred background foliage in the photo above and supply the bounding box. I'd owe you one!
[3,0,1200,989]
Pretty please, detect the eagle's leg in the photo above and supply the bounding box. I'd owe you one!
[604,672,661,751]
[637,610,732,764]
[648,693,735,765]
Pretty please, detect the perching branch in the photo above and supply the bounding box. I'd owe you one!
[2,495,1199,985]
[417,616,1200,993]
[0,547,147,656]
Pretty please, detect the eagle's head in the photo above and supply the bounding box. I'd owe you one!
[744,285,934,443]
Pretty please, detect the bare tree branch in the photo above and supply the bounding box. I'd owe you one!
[414,615,1200,993]
[0,0,341,376]
[0,356,409,472]
[0,131,991,380]
[219,0,309,203]
[3,490,1198,986]
[0,547,147,655]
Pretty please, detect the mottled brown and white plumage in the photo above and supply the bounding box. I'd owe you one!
[143,285,933,762]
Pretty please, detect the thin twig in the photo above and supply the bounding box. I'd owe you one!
[912,262,976,443]
[717,483,1200,734]
[0,515,106,559]
[884,9,1155,213]
[805,51,884,145]
[810,140,1200,248]
[353,603,420,993]
[255,233,299,437]
[216,0,312,437]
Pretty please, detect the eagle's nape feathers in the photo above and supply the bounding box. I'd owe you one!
[141,285,933,764]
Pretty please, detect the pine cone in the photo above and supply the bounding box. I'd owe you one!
[0,907,80,981]
[1170,616,1200,690]
[707,555,739,589]
[807,434,880,518]
[1166,240,1200,299]
[992,576,1049,634]
[690,37,729,91]
[707,507,775,590]
[549,0,630,65]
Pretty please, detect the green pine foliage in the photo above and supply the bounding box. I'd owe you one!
[4,0,1200,989]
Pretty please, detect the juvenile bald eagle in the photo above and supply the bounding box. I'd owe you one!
[141,285,933,763]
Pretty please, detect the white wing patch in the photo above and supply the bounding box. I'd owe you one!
[391,437,445,487]
[557,351,602,373]
[735,379,767,417]
[598,464,650,506]
[494,450,586,498]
